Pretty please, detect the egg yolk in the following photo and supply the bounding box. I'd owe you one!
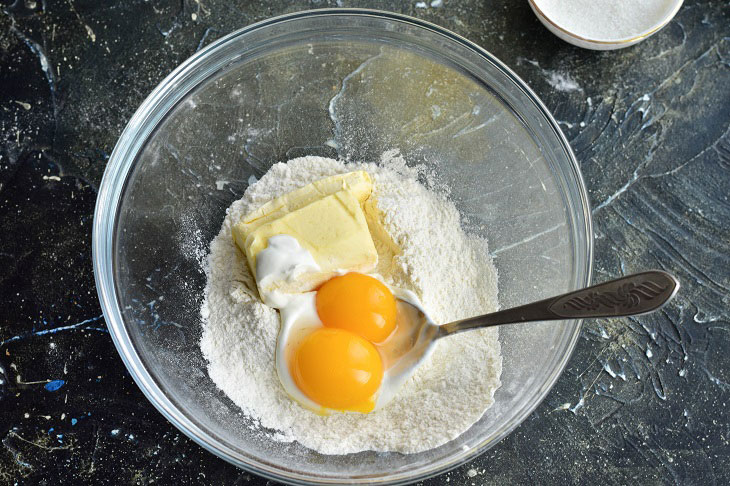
[316,273,397,343]
[292,328,383,412]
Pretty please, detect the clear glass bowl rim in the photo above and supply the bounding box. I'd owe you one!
[92,8,594,485]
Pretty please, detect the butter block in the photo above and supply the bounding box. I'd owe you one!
[233,174,378,295]
[235,171,373,246]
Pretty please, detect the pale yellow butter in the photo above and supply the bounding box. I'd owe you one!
[232,171,378,294]
[236,171,373,241]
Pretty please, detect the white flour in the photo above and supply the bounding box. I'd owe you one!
[534,0,676,41]
[200,153,501,454]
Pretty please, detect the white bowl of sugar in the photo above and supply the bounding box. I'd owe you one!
[529,0,684,50]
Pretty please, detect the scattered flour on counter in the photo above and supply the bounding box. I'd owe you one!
[545,71,582,93]
[199,152,501,454]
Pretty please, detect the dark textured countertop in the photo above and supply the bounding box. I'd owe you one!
[1,0,728,484]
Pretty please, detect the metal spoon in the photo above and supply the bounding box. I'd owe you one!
[384,271,680,384]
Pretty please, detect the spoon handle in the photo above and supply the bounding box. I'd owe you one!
[439,270,680,336]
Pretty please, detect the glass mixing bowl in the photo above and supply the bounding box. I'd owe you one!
[93,9,592,485]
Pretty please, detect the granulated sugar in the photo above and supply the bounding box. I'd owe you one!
[534,0,676,41]
[200,152,501,454]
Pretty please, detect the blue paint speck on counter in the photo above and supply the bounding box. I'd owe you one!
[45,380,65,391]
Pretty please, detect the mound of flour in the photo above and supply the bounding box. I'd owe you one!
[200,153,501,454]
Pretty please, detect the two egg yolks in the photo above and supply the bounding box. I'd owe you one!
[291,273,397,412]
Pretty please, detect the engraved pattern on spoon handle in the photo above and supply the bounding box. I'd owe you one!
[547,271,679,318]
[439,271,680,336]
